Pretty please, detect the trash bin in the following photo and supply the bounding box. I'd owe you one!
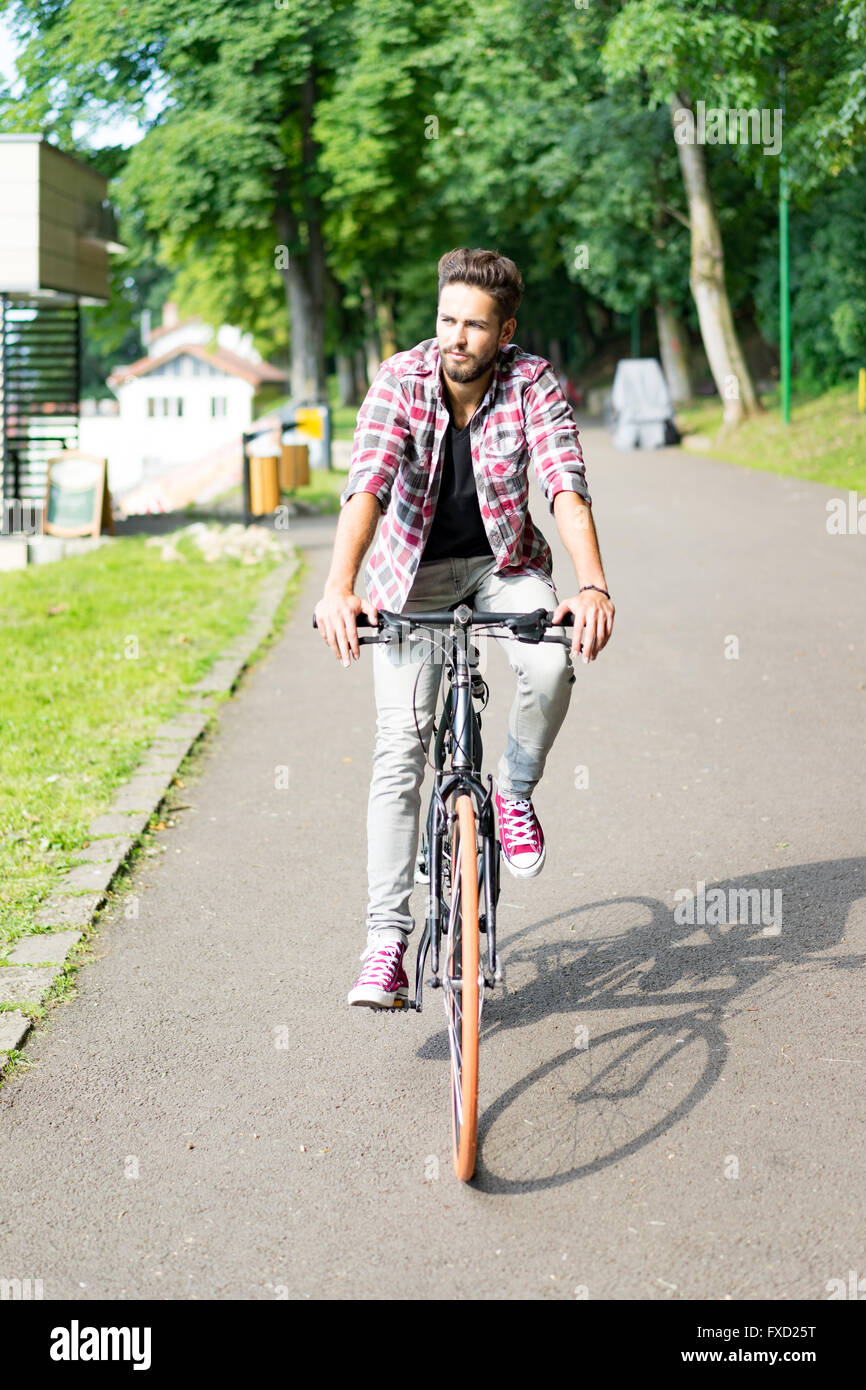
[278,401,331,470]
[247,435,280,514]
[279,433,310,491]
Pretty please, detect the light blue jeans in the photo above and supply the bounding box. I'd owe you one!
[364,555,576,947]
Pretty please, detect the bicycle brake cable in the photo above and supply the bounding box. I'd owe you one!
[408,619,555,772]
[410,628,449,773]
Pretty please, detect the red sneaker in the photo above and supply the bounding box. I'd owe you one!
[495,788,546,878]
[347,939,409,1009]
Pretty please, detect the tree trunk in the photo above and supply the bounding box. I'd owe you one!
[376,291,398,359]
[360,282,381,382]
[274,192,319,402]
[655,299,693,403]
[671,95,761,426]
[574,296,599,359]
[301,69,328,400]
[354,347,369,394]
[270,69,328,403]
[326,265,361,406]
[548,338,564,373]
[336,352,358,407]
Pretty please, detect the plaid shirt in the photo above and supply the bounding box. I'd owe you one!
[340,336,591,613]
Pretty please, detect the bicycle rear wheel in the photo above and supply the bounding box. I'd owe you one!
[444,793,481,1181]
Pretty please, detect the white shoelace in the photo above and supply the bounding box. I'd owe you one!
[357,940,404,985]
[501,798,540,849]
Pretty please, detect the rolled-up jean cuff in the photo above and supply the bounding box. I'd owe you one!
[366,925,410,948]
[496,778,535,798]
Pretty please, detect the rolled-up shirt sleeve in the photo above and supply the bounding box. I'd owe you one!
[523,366,591,515]
[340,365,411,515]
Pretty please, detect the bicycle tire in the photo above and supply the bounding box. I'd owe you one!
[445,792,480,1181]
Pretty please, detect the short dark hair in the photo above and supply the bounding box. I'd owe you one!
[437,247,524,326]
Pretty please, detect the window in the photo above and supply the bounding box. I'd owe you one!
[192,356,221,376]
[146,396,184,417]
[210,396,228,418]
[149,356,183,377]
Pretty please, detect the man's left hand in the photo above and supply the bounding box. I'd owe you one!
[551,589,615,663]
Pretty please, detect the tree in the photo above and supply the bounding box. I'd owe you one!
[600,0,779,423]
[1,0,352,399]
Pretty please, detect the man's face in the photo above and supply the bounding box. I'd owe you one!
[436,282,515,385]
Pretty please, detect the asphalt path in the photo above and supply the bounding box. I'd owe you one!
[1,424,864,1300]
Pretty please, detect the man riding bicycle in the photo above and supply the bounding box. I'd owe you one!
[314,247,614,1009]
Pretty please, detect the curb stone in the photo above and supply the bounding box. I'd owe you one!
[88,810,152,839]
[0,966,63,1005]
[110,775,178,813]
[5,932,83,965]
[1,542,300,1066]
[58,860,123,895]
[34,892,105,928]
[76,837,136,864]
[0,1012,31,1054]
[135,751,190,775]
[150,713,210,742]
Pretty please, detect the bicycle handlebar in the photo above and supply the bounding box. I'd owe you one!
[312,604,574,642]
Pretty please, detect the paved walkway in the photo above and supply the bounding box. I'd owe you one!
[0,425,863,1299]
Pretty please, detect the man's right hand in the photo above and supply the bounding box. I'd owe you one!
[314,589,380,668]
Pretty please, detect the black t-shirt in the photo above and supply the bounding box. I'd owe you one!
[419,413,494,563]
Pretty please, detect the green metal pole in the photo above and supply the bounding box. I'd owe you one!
[630,305,640,358]
[779,63,791,425]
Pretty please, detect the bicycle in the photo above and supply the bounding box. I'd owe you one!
[313,601,575,1181]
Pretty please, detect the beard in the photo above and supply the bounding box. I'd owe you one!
[440,340,499,384]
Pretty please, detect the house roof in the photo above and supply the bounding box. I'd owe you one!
[108,341,287,389]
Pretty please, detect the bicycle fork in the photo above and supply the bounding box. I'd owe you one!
[411,773,501,1013]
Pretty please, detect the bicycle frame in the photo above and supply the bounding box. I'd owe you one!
[411,607,501,1013]
[311,600,574,1016]
[312,598,576,1179]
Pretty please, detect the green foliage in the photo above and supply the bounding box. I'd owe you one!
[80,248,173,396]
[0,0,864,390]
[753,165,866,388]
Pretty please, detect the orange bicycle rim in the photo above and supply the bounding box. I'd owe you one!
[451,793,479,1181]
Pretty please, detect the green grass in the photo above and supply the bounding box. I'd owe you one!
[0,528,286,947]
[0,552,312,1087]
[292,466,349,513]
[676,383,866,490]
[330,404,360,441]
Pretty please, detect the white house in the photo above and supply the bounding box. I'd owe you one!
[79,303,287,509]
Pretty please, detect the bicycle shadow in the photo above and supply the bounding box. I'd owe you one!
[415,856,866,1193]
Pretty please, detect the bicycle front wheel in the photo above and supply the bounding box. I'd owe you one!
[445,792,480,1181]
